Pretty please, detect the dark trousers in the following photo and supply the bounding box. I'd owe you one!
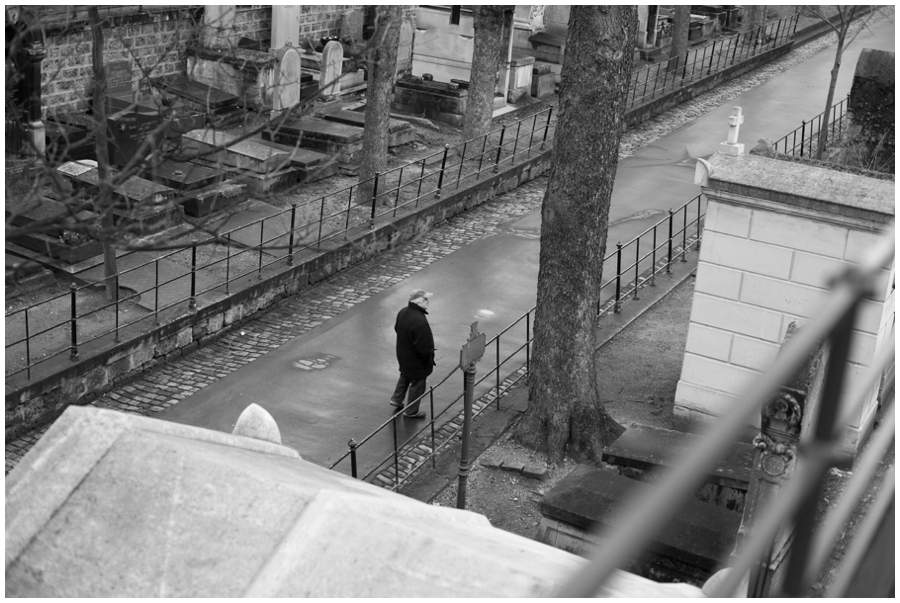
[391,373,427,415]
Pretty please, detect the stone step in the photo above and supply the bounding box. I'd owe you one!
[602,423,753,490]
[538,464,741,584]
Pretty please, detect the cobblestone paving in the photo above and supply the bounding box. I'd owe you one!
[6,14,888,473]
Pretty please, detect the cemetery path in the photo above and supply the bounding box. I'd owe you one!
[6,15,894,481]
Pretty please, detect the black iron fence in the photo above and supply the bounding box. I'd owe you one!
[771,95,851,157]
[328,194,705,489]
[626,13,799,111]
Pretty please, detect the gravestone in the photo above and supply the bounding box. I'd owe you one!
[274,47,303,112]
[320,40,344,96]
[104,60,135,113]
[107,109,161,167]
[396,18,415,77]
[340,9,364,43]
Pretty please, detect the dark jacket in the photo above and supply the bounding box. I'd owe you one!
[395,302,435,379]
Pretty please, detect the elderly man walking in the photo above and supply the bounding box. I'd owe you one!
[390,289,436,418]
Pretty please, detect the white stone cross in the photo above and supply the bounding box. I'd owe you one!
[719,106,745,156]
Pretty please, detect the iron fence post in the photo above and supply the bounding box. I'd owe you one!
[348,438,358,478]
[527,114,537,157]
[682,207,688,262]
[667,209,674,274]
[494,125,506,173]
[395,166,405,214]
[370,172,379,226]
[114,284,120,343]
[436,144,449,197]
[225,233,231,295]
[189,244,197,309]
[696,196,702,251]
[541,107,553,149]
[455,143,466,190]
[19,308,31,380]
[650,226,658,287]
[525,312,531,373]
[258,222,264,279]
[800,120,806,157]
[345,185,354,233]
[614,242,622,313]
[496,337,501,410]
[512,121,522,161]
[69,282,78,361]
[392,413,400,490]
[154,258,160,323]
[288,202,296,265]
[416,158,426,203]
[430,388,436,468]
[633,237,641,300]
[707,40,716,74]
[457,362,476,509]
[318,196,326,245]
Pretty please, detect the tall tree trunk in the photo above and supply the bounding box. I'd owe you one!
[88,7,118,303]
[668,5,690,74]
[513,6,635,463]
[461,6,506,143]
[357,5,404,207]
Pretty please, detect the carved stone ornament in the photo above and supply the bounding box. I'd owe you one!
[529,5,546,33]
[761,390,803,437]
[752,433,797,478]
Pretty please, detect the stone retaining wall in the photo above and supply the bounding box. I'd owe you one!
[5,152,553,440]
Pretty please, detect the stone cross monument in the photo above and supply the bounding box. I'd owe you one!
[719,106,745,155]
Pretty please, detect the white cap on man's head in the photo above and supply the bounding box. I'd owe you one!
[409,289,433,302]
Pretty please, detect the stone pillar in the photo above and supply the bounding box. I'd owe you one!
[271,5,301,50]
[9,11,46,156]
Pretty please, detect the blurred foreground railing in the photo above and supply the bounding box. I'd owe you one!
[557,227,894,597]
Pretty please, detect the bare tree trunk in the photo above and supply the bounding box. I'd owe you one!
[88,7,118,303]
[356,5,404,207]
[461,6,506,143]
[513,5,636,463]
[668,5,690,74]
[815,7,858,160]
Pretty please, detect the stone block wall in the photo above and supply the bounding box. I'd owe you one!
[675,152,895,456]
[233,6,272,46]
[297,5,364,41]
[40,8,200,117]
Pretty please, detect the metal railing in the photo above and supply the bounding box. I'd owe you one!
[626,13,799,111]
[771,95,851,156]
[557,227,895,597]
[328,194,705,488]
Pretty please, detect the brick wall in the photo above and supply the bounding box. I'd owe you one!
[39,8,200,117]
[297,5,365,42]
[35,5,366,118]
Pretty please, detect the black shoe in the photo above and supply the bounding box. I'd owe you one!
[390,400,403,409]
[404,411,426,419]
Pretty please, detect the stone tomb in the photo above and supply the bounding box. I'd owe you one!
[151,75,243,129]
[263,117,365,167]
[139,159,248,218]
[6,192,102,264]
[57,160,180,235]
[320,109,416,148]
[107,108,161,168]
[393,75,468,127]
[182,129,330,194]
[538,464,741,585]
